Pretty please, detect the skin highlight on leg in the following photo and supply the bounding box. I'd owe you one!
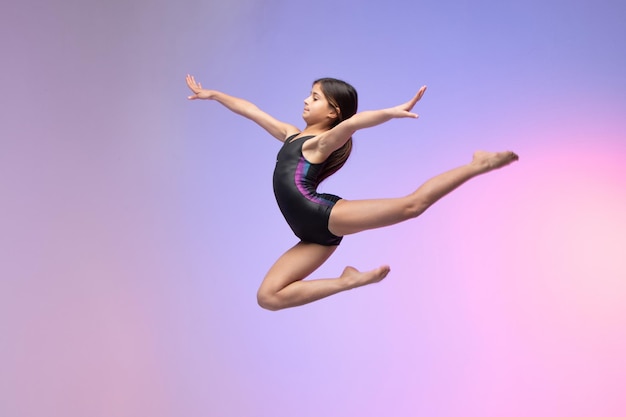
[257,242,390,311]
[329,150,518,236]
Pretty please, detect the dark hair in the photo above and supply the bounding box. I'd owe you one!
[314,78,358,182]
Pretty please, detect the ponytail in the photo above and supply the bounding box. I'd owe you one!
[318,139,352,183]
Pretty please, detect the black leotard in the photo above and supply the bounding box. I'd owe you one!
[273,134,343,246]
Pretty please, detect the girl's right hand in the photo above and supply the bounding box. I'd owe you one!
[186,74,215,100]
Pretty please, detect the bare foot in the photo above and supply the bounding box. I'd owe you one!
[340,265,391,289]
[472,150,519,172]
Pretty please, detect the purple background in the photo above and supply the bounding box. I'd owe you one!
[2,0,625,416]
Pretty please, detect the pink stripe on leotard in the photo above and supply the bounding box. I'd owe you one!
[294,156,334,206]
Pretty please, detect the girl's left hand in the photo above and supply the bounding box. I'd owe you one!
[392,86,427,118]
[186,74,215,100]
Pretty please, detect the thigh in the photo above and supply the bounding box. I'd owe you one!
[328,197,413,237]
[259,242,338,293]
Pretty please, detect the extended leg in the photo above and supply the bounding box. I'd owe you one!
[257,242,390,311]
[329,150,518,236]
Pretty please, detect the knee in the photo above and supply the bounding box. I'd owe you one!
[404,198,429,219]
[256,289,283,311]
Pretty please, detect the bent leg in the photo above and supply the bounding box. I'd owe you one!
[329,150,518,236]
[257,242,390,311]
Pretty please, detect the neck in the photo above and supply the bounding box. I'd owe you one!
[301,122,330,136]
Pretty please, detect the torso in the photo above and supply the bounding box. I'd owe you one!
[272,134,343,246]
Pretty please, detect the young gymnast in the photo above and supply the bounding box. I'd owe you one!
[186,75,518,311]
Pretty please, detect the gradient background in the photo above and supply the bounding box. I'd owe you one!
[2,0,625,416]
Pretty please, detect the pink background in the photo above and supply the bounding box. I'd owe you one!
[2,0,625,416]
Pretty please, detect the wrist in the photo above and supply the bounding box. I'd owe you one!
[207,90,221,100]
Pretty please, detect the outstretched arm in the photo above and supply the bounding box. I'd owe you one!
[316,86,427,156]
[186,74,299,141]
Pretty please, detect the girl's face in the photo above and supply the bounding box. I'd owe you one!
[302,83,338,127]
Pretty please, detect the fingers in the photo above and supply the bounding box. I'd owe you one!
[404,95,420,112]
[417,85,427,100]
[412,86,427,103]
[185,74,196,89]
[186,74,200,90]
[186,74,199,99]
[186,74,203,100]
[400,85,427,113]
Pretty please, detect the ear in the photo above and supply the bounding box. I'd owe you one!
[327,106,340,120]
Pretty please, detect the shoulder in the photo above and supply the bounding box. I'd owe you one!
[279,126,302,142]
[316,120,354,152]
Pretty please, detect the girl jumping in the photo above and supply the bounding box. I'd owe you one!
[186,75,518,310]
